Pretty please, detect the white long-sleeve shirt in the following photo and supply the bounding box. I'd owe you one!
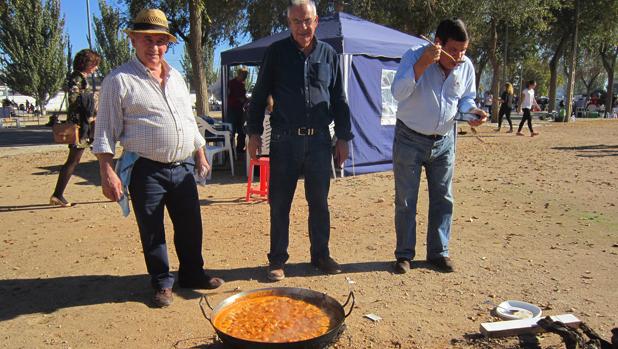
[391,44,478,136]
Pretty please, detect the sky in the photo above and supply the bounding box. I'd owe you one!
[61,0,242,74]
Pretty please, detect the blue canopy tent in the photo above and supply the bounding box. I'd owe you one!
[221,12,424,175]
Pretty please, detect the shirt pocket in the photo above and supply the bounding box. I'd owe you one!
[310,62,331,86]
[447,79,464,99]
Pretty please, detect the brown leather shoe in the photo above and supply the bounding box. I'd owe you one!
[311,256,342,275]
[267,265,285,281]
[393,259,411,274]
[152,288,173,308]
[428,256,454,273]
[178,275,224,289]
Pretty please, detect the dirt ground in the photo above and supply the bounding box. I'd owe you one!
[1,119,617,349]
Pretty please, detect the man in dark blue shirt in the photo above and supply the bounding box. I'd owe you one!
[247,0,352,281]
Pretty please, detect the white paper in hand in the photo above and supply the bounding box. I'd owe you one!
[118,194,130,217]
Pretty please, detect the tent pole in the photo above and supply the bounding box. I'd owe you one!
[222,65,228,122]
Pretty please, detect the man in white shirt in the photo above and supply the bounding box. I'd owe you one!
[517,80,540,136]
[390,18,486,274]
[93,9,223,308]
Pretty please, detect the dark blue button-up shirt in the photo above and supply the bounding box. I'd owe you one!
[247,36,353,141]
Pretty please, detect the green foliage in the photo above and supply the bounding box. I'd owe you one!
[246,0,287,39]
[181,40,217,89]
[126,0,247,46]
[94,0,133,76]
[0,0,66,110]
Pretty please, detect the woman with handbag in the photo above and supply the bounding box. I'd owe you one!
[50,49,101,207]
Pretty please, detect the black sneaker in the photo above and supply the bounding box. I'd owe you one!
[427,256,454,273]
[311,256,342,274]
[178,275,224,289]
[393,259,411,274]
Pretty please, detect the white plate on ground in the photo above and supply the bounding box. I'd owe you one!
[495,300,542,320]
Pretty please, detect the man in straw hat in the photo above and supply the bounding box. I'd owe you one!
[93,8,223,308]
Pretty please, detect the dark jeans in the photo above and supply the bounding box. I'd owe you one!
[498,105,512,129]
[518,108,534,133]
[228,107,245,152]
[267,129,333,266]
[129,157,204,289]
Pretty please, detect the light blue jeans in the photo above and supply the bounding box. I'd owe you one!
[393,121,455,261]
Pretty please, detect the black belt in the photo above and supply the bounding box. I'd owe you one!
[139,157,189,168]
[273,127,327,137]
[397,120,445,140]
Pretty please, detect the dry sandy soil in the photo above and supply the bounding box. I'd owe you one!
[1,119,617,349]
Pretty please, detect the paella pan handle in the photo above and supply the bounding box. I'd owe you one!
[342,291,355,318]
[199,295,215,325]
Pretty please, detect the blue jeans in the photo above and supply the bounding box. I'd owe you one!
[129,157,204,289]
[268,129,333,266]
[393,121,455,261]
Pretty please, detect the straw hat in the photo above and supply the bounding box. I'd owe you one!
[125,9,177,43]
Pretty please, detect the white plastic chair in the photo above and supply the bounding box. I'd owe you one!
[196,116,235,178]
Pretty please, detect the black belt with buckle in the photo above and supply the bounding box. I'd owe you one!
[273,127,325,137]
[297,127,316,136]
[140,157,188,168]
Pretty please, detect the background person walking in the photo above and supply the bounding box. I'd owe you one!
[50,49,101,207]
[496,82,514,133]
[517,80,540,137]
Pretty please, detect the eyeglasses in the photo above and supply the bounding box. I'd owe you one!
[136,36,170,47]
[290,17,316,27]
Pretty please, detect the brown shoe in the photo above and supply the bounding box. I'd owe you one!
[428,256,454,273]
[267,265,285,281]
[152,288,173,308]
[311,256,342,275]
[393,259,411,274]
[531,132,539,137]
[178,275,224,289]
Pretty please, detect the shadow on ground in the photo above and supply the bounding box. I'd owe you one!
[35,159,101,187]
[0,261,441,322]
[552,144,618,157]
[0,126,54,147]
[0,200,109,213]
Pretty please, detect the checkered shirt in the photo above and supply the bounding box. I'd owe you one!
[93,57,205,163]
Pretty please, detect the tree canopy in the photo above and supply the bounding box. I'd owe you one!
[0,0,66,112]
[93,0,133,77]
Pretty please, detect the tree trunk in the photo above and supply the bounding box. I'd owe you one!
[548,35,567,113]
[487,19,500,122]
[564,0,579,123]
[475,58,486,95]
[599,44,617,118]
[579,71,601,98]
[189,0,209,118]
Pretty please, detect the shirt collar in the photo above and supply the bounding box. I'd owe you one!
[288,35,319,56]
[131,56,171,79]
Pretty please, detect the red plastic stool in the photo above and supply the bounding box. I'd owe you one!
[246,157,270,201]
